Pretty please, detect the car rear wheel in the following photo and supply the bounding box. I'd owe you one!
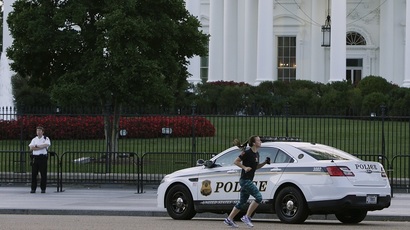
[165,184,196,220]
[275,186,309,224]
[335,209,367,224]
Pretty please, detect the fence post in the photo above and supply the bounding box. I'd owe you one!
[381,105,386,167]
[191,104,197,165]
[285,103,290,137]
[104,103,112,174]
[17,107,27,173]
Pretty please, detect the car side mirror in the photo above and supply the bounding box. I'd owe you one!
[204,160,215,168]
[196,159,205,166]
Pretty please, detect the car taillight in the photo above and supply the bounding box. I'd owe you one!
[381,168,387,178]
[326,166,355,177]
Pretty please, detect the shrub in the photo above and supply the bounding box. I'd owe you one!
[0,115,215,140]
[361,92,388,115]
[357,75,397,96]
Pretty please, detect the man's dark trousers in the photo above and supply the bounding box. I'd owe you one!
[31,155,47,192]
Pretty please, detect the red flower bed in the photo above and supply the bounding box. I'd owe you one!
[0,115,215,140]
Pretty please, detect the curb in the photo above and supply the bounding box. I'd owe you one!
[1,209,410,222]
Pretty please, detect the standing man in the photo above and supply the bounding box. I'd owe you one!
[224,136,270,228]
[29,126,51,193]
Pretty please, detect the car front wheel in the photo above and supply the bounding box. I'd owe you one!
[165,184,196,220]
[275,186,309,224]
[335,209,367,224]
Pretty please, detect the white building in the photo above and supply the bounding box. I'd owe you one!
[2,0,410,107]
[186,0,410,87]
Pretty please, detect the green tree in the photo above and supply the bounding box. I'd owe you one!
[7,0,208,151]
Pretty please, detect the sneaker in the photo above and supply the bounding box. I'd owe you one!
[241,215,254,228]
[224,218,239,228]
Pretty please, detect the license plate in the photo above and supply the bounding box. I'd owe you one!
[366,195,378,204]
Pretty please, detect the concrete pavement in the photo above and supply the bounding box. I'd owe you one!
[0,185,409,221]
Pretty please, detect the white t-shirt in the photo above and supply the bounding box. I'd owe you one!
[29,136,51,155]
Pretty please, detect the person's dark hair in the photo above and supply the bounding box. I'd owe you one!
[233,135,258,149]
[247,135,259,147]
[36,126,44,131]
[233,139,247,150]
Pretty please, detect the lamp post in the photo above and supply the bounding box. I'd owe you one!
[321,14,331,47]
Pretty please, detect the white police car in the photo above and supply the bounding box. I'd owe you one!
[157,138,391,224]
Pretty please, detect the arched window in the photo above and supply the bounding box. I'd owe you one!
[346,32,366,45]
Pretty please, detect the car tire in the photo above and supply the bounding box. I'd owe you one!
[335,209,367,224]
[165,184,197,220]
[274,186,309,224]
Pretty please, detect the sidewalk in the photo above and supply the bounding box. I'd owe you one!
[0,185,409,221]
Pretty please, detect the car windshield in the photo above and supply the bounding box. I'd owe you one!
[214,149,242,167]
[295,145,359,161]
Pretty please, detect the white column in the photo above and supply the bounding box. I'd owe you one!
[256,0,274,84]
[244,0,258,83]
[185,0,201,84]
[2,0,14,52]
[208,0,224,82]
[236,0,245,82]
[329,0,346,82]
[403,0,410,87]
[311,0,327,83]
[223,0,237,81]
[0,0,15,108]
[379,0,394,82]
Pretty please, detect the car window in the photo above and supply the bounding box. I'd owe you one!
[215,149,242,167]
[297,147,350,160]
[259,147,279,163]
[274,150,294,163]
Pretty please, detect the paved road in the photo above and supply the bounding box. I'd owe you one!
[0,216,410,230]
[0,185,409,222]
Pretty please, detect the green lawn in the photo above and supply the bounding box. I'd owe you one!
[1,116,409,175]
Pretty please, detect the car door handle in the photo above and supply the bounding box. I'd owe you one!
[270,168,282,172]
[227,170,239,174]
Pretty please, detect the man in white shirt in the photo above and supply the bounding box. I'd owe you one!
[28,126,51,193]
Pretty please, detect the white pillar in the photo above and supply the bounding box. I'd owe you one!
[236,0,245,82]
[185,0,201,84]
[311,0,328,83]
[379,0,394,82]
[208,0,224,82]
[329,0,346,82]
[223,0,237,81]
[0,0,15,107]
[244,0,258,83]
[256,0,274,84]
[403,0,410,87]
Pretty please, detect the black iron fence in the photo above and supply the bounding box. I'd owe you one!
[0,150,407,194]
[1,106,410,193]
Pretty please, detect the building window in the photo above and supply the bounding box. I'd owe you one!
[200,41,209,83]
[346,32,366,45]
[277,36,296,82]
[346,59,363,86]
[200,56,208,83]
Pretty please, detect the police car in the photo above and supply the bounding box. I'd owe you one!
[157,138,391,224]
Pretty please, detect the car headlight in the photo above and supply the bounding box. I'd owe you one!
[160,175,170,184]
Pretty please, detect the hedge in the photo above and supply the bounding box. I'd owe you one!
[0,115,215,140]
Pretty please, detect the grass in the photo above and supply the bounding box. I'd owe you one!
[1,116,409,176]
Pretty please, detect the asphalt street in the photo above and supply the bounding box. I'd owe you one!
[0,185,409,222]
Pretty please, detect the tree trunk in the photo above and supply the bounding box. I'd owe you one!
[103,101,121,173]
